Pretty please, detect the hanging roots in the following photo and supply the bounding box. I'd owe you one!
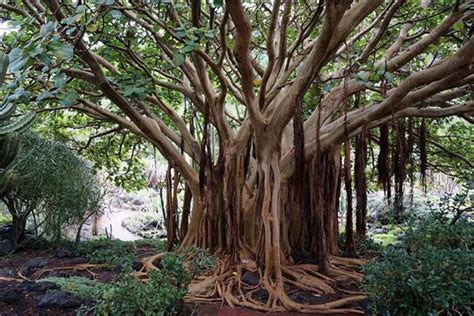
[377,124,390,196]
[419,118,427,188]
[137,253,367,314]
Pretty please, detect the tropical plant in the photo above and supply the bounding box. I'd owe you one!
[1,133,102,244]
[362,193,474,315]
[0,53,36,199]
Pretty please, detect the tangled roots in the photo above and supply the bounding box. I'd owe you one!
[139,253,367,314]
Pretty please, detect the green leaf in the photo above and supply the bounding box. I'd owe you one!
[110,10,122,18]
[8,56,28,73]
[59,92,79,107]
[453,22,464,31]
[54,73,67,89]
[173,53,185,67]
[40,22,56,37]
[36,90,53,101]
[53,44,74,60]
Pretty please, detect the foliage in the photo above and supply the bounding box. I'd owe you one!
[0,52,35,199]
[39,276,106,300]
[2,133,102,243]
[96,253,190,316]
[76,238,136,269]
[180,246,217,278]
[362,193,474,315]
[76,238,167,269]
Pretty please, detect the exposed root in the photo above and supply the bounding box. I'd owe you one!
[28,263,107,280]
[183,257,367,313]
[0,276,24,282]
[134,251,367,313]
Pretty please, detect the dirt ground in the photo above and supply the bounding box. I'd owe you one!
[0,247,368,316]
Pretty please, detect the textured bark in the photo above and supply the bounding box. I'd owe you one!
[393,120,407,222]
[354,132,367,240]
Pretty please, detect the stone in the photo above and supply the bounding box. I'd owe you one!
[69,257,89,265]
[132,198,144,206]
[0,225,13,241]
[0,268,15,277]
[0,239,13,256]
[143,220,159,231]
[23,281,59,293]
[53,248,73,258]
[241,270,259,286]
[0,288,22,304]
[24,257,49,270]
[37,291,81,309]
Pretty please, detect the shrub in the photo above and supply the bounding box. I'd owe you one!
[39,276,106,300]
[362,194,473,315]
[2,133,102,244]
[76,238,136,269]
[96,253,190,315]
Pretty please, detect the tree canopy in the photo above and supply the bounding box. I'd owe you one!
[0,0,472,312]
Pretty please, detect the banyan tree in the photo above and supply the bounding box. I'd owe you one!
[1,0,473,312]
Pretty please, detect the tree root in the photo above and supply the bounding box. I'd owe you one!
[184,257,366,313]
[28,263,107,280]
[0,276,24,282]
[136,252,367,313]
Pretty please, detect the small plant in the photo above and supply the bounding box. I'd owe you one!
[96,253,190,315]
[76,238,136,269]
[39,276,106,300]
[362,192,474,315]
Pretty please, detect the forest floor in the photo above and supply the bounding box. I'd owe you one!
[0,244,372,315]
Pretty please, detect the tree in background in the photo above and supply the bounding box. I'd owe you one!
[0,0,472,312]
[2,133,102,244]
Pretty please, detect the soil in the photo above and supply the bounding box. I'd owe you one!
[0,247,369,315]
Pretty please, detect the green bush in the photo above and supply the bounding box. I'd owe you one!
[96,253,190,315]
[76,238,136,269]
[39,276,106,300]
[362,198,473,315]
[2,133,102,244]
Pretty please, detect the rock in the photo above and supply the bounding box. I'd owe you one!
[0,288,22,304]
[241,270,259,286]
[53,247,73,258]
[143,220,160,231]
[288,290,329,304]
[0,225,13,241]
[373,227,389,234]
[23,281,59,293]
[23,257,49,275]
[397,232,406,240]
[25,257,49,270]
[132,198,144,206]
[69,257,89,264]
[0,268,15,277]
[37,291,81,309]
[0,239,13,256]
